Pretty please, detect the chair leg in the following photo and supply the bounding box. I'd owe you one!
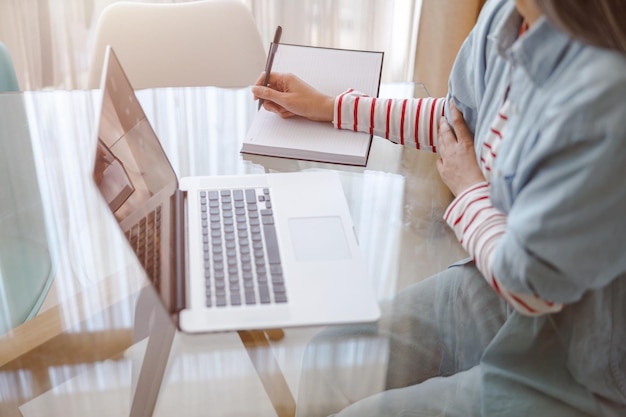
[239,330,295,417]
[264,328,285,341]
[129,287,176,417]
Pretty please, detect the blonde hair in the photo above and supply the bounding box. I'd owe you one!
[536,0,626,53]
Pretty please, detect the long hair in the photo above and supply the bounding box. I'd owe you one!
[535,0,626,53]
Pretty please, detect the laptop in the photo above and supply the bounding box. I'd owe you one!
[91,46,380,333]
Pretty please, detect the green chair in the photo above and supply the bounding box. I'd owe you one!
[0,42,19,92]
[0,42,55,335]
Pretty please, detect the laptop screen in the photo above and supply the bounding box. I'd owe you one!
[92,46,182,313]
[93,48,177,221]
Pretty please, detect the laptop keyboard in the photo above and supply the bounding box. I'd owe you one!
[200,187,287,308]
[126,206,162,290]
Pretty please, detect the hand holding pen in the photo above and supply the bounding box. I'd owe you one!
[253,25,335,122]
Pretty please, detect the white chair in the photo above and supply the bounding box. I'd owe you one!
[87,0,266,89]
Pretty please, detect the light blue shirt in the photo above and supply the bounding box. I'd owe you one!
[446,0,626,415]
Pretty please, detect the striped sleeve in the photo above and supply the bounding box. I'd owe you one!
[444,182,564,316]
[333,90,445,153]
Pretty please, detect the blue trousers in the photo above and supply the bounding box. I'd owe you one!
[295,260,609,417]
[295,260,506,417]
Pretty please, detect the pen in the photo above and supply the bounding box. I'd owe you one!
[258,25,282,110]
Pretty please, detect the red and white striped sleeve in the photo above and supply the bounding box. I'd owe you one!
[333,90,445,153]
[444,182,564,316]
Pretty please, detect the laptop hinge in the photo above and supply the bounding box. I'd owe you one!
[172,188,186,313]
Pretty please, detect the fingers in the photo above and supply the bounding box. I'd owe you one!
[438,116,456,154]
[252,84,274,101]
[253,84,289,110]
[254,71,288,88]
[439,116,452,137]
[254,87,296,118]
[263,100,295,118]
[449,100,472,144]
[252,72,324,120]
[253,72,287,102]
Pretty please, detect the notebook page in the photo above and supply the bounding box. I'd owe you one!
[272,44,382,96]
[242,44,383,166]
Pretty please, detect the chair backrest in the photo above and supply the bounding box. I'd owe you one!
[0,42,19,92]
[87,0,267,89]
[1,92,55,335]
[0,41,49,335]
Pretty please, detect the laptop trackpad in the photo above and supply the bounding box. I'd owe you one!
[288,216,351,262]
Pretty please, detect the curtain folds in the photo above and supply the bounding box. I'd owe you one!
[0,0,483,92]
[0,0,423,90]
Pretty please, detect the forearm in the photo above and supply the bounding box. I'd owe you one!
[333,90,445,153]
[444,183,564,316]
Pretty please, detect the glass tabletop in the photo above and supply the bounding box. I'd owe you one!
[0,84,466,417]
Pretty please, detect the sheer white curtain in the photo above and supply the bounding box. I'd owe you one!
[245,0,422,83]
[0,0,421,90]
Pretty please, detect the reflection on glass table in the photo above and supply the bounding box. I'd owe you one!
[0,94,55,335]
[0,84,466,417]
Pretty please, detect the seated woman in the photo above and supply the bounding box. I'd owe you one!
[253,0,626,416]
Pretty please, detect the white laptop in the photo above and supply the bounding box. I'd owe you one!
[92,46,380,333]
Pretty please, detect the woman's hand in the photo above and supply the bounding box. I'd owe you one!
[437,101,486,196]
[252,72,335,122]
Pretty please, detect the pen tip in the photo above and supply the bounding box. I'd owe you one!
[274,26,282,43]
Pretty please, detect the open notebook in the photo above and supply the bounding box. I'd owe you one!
[92,45,381,333]
[242,44,384,166]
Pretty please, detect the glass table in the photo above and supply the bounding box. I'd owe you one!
[0,84,466,417]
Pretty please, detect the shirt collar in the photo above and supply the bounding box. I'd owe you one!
[492,6,574,86]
